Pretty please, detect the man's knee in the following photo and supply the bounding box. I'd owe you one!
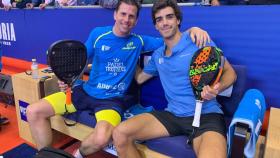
[112,124,129,147]
[195,131,226,158]
[26,100,53,121]
[94,134,111,148]
[81,132,111,150]
[26,102,40,120]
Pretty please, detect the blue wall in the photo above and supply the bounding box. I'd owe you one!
[0,5,280,108]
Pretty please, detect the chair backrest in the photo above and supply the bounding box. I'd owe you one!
[140,77,167,109]
[217,65,247,117]
[140,64,248,118]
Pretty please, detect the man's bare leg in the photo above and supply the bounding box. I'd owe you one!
[193,131,226,158]
[77,121,114,156]
[113,113,169,158]
[26,99,56,150]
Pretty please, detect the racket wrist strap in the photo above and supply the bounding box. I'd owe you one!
[192,100,203,127]
[65,87,72,105]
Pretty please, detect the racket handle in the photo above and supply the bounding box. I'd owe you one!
[192,100,203,127]
[65,87,72,106]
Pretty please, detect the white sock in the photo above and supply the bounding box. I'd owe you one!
[73,149,84,158]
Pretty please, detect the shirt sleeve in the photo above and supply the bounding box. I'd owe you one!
[44,0,53,5]
[143,54,159,76]
[206,40,216,47]
[140,35,163,54]
[85,28,99,59]
[2,0,12,6]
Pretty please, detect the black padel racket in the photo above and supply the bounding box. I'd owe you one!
[48,40,87,107]
[189,46,225,128]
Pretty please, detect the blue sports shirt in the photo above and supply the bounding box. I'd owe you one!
[144,32,223,117]
[84,26,162,99]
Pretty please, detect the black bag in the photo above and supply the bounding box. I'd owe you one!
[0,73,14,106]
[33,147,74,158]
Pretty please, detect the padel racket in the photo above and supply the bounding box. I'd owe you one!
[189,46,225,128]
[47,40,87,107]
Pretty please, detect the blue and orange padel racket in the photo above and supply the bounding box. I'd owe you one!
[189,46,225,128]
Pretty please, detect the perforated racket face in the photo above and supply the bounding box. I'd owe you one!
[47,40,87,85]
[189,46,223,100]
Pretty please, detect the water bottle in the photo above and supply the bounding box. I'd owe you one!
[31,58,39,79]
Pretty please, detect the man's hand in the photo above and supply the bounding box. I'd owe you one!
[4,4,12,11]
[211,0,220,6]
[39,3,48,9]
[135,65,153,85]
[26,3,34,9]
[187,27,211,48]
[201,83,221,100]
[57,80,68,92]
[59,0,68,6]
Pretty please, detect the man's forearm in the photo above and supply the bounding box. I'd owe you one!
[135,67,153,85]
[218,60,237,93]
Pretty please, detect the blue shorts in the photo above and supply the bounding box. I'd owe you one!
[44,84,137,126]
[71,85,136,114]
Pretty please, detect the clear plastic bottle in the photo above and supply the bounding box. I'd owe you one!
[31,58,39,79]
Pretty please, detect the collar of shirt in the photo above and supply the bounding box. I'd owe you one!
[160,32,193,58]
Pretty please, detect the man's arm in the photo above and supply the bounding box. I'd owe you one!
[26,0,39,9]
[217,59,237,92]
[201,59,237,100]
[141,27,211,53]
[135,66,154,85]
[186,27,211,48]
[38,0,53,9]
[3,0,12,10]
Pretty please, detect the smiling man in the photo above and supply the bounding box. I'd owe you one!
[26,0,212,157]
[113,0,236,158]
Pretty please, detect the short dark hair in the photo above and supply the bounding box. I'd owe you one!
[115,0,141,18]
[152,0,182,28]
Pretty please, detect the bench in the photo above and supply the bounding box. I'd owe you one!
[8,56,264,157]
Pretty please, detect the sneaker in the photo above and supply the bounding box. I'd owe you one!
[0,117,9,125]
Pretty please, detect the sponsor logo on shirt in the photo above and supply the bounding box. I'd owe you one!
[97,82,126,92]
[97,83,111,89]
[122,42,136,50]
[105,58,126,76]
[158,58,164,64]
[101,45,111,51]
[117,82,126,91]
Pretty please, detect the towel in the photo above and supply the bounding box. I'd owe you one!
[227,89,266,158]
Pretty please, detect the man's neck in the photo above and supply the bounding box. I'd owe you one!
[164,31,182,57]
[113,25,130,37]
